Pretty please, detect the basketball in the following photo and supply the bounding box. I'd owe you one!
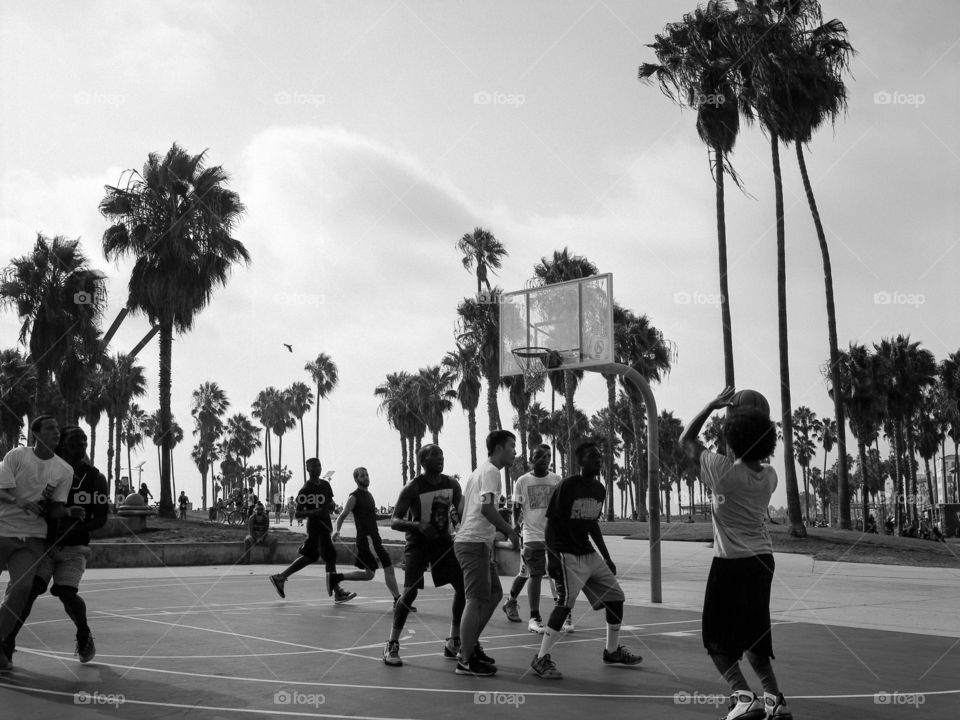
[729,389,771,417]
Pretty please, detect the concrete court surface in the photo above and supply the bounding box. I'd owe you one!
[0,535,957,719]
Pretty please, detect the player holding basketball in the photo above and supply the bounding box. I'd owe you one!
[502,443,563,634]
[530,439,642,679]
[269,458,356,604]
[382,444,465,667]
[332,467,406,609]
[681,387,791,720]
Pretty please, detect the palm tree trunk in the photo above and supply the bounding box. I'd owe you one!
[797,143,851,529]
[432,430,439,445]
[891,423,905,532]
[628,399,648,521]
[158,323,175,518]
[467,407,477,471]
[88,418,99,466]
[924,456,935,518]
[276,434,284,504]
[300,417,307,484]
[715,146,735,387]
[114,415,123,496]
[486,374,501,432]
[106,414,115,487]
[771,135,805,537]
[564,371,575,475]
[858,440,870,524]
[315,383,320,457]
[126,441,132,492]
[400,432,408,485]
[407,435,415,480]
[803,465,810,524]
[906,425,919,523]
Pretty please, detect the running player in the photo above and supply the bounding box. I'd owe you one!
[502,443,562,634]
[681,387,791,720]
[1,426,108,663]
[454,430,520,676]
[382,444,465,667]
[530,439,642,679]
[269,458,355,604]
[332,467,407,610]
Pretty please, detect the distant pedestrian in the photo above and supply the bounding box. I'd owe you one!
[178,491,189,520]
[139,483,153,505]
[286,496,296,526]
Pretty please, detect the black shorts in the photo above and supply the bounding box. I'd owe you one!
[702,554,775,659]
[403,544,463,590]
[298,530,335,563]
[354,535,393,571]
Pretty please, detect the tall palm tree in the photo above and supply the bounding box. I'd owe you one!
[0,233,107,418]
[455,227,508,297]
[374,372,418,483]
[657,411,685,522]
[792,407,820,523]
[251,387,282,496]
[191,381,230,510]
[101,144,248,517]
[102,353,147,492]
[79,366,110,465]
[939,352,960,504]
[533,248,598,473]
[415,365,456,445]
[286,381,314,484]
[456,296,502,434]
[272,389,297,502]
[304,353,338,459]
[222,413,262,484]
[0,349,37,454]
[444,343,483,470]
[121,403,147,490]
[502,374,533,494]
[640,1,740,388]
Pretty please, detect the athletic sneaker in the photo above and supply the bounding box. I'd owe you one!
[269,574,286,599]
[392,597,416,613]
[333,588,356,604]
[442,636,462,660]
[721,691,765,720]
[502,597,521,622]
[473,643,495,665]
[530,653,562,679]
[0,650,11,672]
[562,615,574,632]
[382,640,402,667]
[602,645,642,665]
[77,633,96,664]
[455,656,497,676]
[527,617,545,634]
[763,692,793,719]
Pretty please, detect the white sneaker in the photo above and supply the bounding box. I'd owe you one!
[722,690,765,720]
[527,617,545,634]
[562,615,574,633]
[763,692,793,719]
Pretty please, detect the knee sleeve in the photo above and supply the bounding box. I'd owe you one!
[50,584,78,600]
[604,600,624,625]
[546,604,571,631]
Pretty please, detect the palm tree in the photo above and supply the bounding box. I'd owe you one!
[792,407,820,523]
[252,387,282,497]
[415,365,456,445]
[101,144,248,517]
[503,374,533,493]
[533,248,598,473]
[375,372,414,483]
[0,349,37,454]
[304,353,338,458]
[657,411,685,522]
[444,343,483,470]
[272,389,297,502]
[79,366,110,465]
[102,353,147,492]
[455,227,508,297]
[222,413,262,483]
[121,403,147,490]
[285,381,314,484]
[0,233,107,418]
[939,352,960,504]
[639,1,740,388]
[915,390,941,515]
[191,381,230,510]
[456,296,502,434]
[817,417,837,523]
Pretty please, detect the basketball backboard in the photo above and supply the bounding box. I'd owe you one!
[499,273,614,377]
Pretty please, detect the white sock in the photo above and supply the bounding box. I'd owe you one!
[605,624,620,653]
[538,626,562,658]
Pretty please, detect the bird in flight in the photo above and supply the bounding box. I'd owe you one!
[283,343,293,353]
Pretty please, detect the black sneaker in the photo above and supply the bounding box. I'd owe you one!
[393,597,416,613]
[269,574,286,599]
[473,643,495,665]
[530,652,562,679]
[602,645,642,665]
[455,655,497,676]
[442,636,461,660]
[382,640,402,667]
[76,633,96,664]
[333,587,356,604]
[0,649,12,672]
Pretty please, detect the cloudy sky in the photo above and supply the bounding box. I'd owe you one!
[1,1,958,513]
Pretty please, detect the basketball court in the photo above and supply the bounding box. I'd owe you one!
[1,535,957,719]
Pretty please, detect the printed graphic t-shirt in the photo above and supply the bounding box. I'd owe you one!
[456,459,502,546]
[393,474,463,551]
[545,474,606,556]
[512,471,561,543]
[700,450,777,559]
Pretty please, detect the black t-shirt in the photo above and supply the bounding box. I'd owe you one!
[545,474,606,555]
[350,488,381,539]
[295,479,335,533]
[393,474,462,551]
[48,461,110,547]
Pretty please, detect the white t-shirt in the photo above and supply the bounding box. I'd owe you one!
[700,450,777,559]
[455,459,502,545]
[0,446,73,538]
[512,470,560,543]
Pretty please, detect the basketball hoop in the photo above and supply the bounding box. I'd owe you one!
[512,346,558,394]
